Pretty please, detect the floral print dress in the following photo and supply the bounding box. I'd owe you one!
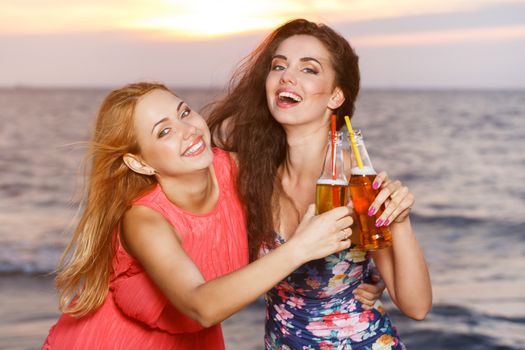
[264,237,405,350]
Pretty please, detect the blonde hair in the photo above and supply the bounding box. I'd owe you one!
[56,82,170,316]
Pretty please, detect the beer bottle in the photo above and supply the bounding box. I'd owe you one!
[349,131,393,250]
[315,130,349,215]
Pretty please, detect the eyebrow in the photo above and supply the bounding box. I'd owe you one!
[151,101,185,134]
[271,54,322,66]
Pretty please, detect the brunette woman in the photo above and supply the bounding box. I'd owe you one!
[208,19,432,349]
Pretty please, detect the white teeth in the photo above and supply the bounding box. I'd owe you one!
[278,91,302,102]
[183,139,203,156]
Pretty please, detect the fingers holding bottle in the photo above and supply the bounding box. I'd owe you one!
[368,173,414,226]
[290,205,353,262]
[371,171,388,191]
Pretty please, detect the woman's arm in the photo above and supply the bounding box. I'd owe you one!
[121,203,353,327]
[368,172,432,320]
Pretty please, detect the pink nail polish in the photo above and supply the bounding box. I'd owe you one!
[383,219,390,226]
[375,219,383,227]
[368,207,376,216]
[372,182,379,190]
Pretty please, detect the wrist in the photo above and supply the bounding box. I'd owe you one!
[391,216,413,236]
[281,238,307,268]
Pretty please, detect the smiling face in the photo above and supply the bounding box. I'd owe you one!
[265,34,345,129]
[125,89,213,177]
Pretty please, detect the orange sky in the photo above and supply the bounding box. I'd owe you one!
[1,0,524,88]
[2,0,518,40]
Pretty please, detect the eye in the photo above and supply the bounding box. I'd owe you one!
[271,63,285,71]
[158,127,171,138]
[302,67,318,75]
[180,107,191,119]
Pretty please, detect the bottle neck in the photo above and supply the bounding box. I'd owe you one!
[318,131,348,184]
[350,130,375,174]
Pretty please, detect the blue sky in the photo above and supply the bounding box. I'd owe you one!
[1,0,524,89]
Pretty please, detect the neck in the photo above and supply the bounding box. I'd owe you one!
[281,122,330,184]
[158,166,218,214]
[275,121,331,238]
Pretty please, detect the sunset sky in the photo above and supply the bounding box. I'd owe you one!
[1,0,524,88]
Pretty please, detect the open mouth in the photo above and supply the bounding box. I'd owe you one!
[277,91,303,106]
[182,136,205,157]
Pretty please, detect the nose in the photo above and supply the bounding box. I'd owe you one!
[180,122,197,140]
[279,68,296,85]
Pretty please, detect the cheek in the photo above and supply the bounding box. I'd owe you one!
[193,118,207,130]
[307,80,333,96]
[265,76,275,106]
[189,118,212,145]
[265,79,271,99]
[265,73,278,94]
[143,141,179,164]
[202,125,212,145]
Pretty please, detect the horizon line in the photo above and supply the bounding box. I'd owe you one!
[1,84,524,92]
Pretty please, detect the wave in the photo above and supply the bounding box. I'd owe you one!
[401,329,518,350]
[411,213,524,233]
[411,213,486,226]
[0,265,56,277]
[0,243,63,276]
[386,303,525,349]
[2,212,523,276]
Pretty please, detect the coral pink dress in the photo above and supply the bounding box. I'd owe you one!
[43,148,248,350]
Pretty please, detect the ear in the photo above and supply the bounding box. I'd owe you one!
[123,153,156,176]
[328,87,345,110]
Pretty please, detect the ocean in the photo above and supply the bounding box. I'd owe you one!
[0,87,524,349]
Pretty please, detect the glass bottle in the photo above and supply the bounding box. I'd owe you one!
[315,130,349,215]
[349,130,393,250]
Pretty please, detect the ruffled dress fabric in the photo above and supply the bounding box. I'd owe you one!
[43,148,248,350]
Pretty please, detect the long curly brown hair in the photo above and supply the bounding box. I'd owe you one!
[207,19,360,261]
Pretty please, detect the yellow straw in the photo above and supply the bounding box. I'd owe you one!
[344,116,364,169]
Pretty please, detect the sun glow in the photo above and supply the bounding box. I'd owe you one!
[125,0,461,39]
[132,15,284,39]
[0,0,517,41]
[127,1,294,38]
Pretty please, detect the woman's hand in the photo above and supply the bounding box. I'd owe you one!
[369,171,414,226]
[288,204,353,263]
[353,268,386,310]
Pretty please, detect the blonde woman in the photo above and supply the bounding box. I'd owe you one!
[43,82,356,349]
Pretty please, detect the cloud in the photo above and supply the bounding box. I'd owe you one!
[334,1,525,36]
[3,0,523,37]
[351,25,525,47]
[1,1,523,88]
[0,30,266,87]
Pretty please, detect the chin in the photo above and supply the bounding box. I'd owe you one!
[193,148,214,168]
[271,110,296,124]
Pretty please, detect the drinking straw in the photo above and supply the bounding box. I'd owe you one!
[331,114,337,179]
[344,116,364,169]
[330,115,339,205]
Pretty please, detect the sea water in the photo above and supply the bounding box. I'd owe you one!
[1,87,524,349]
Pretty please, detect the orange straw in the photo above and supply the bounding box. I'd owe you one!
[330,114,337,179]
[330,115,338,205]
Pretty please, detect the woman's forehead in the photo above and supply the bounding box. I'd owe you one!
[135,90,182,125]
[274,35,331,62]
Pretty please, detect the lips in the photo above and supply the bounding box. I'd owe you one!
[182,136,205,157]
[276,89,303,108]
